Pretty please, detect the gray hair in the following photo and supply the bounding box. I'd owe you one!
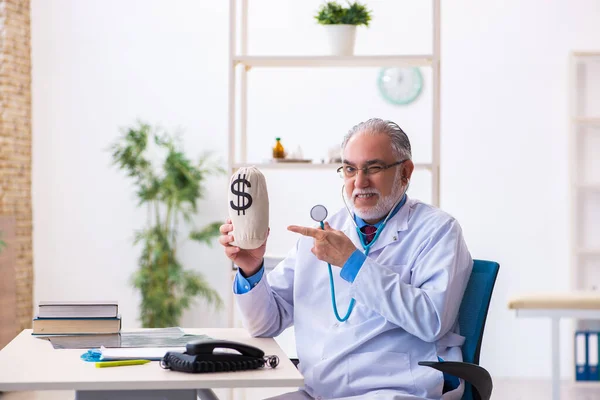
[341,118,412,160]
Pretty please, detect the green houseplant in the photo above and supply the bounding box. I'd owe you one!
[314,1,372,56]
[109,121,223,328]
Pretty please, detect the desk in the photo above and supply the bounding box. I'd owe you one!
[0,328,304,400]
[509,292,600,400]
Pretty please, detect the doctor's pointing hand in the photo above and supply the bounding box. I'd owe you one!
[287,222,357,268]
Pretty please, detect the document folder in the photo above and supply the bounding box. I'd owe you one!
[589,331,600,381]
[575,331,589,381]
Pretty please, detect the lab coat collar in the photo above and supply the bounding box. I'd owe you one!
[342,195,411,254]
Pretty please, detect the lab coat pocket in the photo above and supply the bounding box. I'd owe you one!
[347,351,416,394]
[377,261,412,283]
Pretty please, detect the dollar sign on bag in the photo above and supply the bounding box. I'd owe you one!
[230,174,253,215]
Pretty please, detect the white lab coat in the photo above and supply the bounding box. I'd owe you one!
[235,197,473,400]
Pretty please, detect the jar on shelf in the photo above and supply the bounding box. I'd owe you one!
[272,137,285,159]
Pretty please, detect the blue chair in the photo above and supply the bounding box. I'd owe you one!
[418,259,500,400]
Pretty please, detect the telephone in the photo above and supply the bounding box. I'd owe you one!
[160,339,279,373]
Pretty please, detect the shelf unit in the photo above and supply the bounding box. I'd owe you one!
[227,0,441,207]
[569,51,600,345]
[226,1,442,337]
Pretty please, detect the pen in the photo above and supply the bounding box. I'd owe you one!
[95,359,151,368]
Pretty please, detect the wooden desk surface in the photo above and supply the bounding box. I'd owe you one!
[0,329,303,392]
[508,292,600,310]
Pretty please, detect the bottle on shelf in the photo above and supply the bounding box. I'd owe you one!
[272,137,285,159]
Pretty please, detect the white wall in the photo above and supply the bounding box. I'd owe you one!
[30,0,600,380]
[442,0,600,379]
[31,0,232,329]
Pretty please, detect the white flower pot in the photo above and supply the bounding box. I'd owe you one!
[324,25,357,56]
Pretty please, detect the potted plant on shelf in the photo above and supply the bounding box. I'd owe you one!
[109,121,224,328]
[314,1,372,56]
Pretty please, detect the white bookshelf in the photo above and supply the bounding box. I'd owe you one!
[226,0,442,340]
[569,52,600,326]
[227,0,441,207]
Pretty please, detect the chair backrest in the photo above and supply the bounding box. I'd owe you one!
[459,260,499,365]
[458,259,499,400]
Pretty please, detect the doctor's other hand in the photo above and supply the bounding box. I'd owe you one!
[287,222,356,267]
[219,218,268,277]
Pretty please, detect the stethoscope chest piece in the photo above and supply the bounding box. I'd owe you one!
[310,205,328,223]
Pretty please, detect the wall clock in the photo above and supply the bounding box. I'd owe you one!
[377,67,423,105]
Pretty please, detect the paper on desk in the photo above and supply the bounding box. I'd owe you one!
[99,346,186,361]
[99,346,242,360]
[40,327,211,349]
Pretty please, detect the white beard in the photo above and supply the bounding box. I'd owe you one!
[344,178,405,222]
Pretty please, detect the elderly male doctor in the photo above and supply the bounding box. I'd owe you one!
[219,118,473,400]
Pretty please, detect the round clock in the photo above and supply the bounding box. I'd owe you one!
[377,67,424,105]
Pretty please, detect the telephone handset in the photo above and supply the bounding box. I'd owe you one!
[160,339,279,373]
[187,340,265,358]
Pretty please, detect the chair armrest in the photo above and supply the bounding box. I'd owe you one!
[418,361,492,400]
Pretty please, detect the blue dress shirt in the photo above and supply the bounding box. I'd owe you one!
[234,261,264,293]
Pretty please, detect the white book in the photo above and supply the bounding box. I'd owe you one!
[38,301,118,318]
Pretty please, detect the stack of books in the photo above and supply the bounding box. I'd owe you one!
[32,301,121,335]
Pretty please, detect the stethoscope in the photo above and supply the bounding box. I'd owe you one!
[310,179,409,323]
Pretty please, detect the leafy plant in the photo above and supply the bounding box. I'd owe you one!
[109,121,224,328]
[314,1,372,26]
[0,232,5,254]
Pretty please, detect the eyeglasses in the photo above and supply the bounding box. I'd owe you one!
[337,159,408,179]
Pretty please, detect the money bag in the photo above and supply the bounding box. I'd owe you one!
[228,166,269,250]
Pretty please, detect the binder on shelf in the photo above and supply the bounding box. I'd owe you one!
[575,331,589,381]
[588,331,600,381]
